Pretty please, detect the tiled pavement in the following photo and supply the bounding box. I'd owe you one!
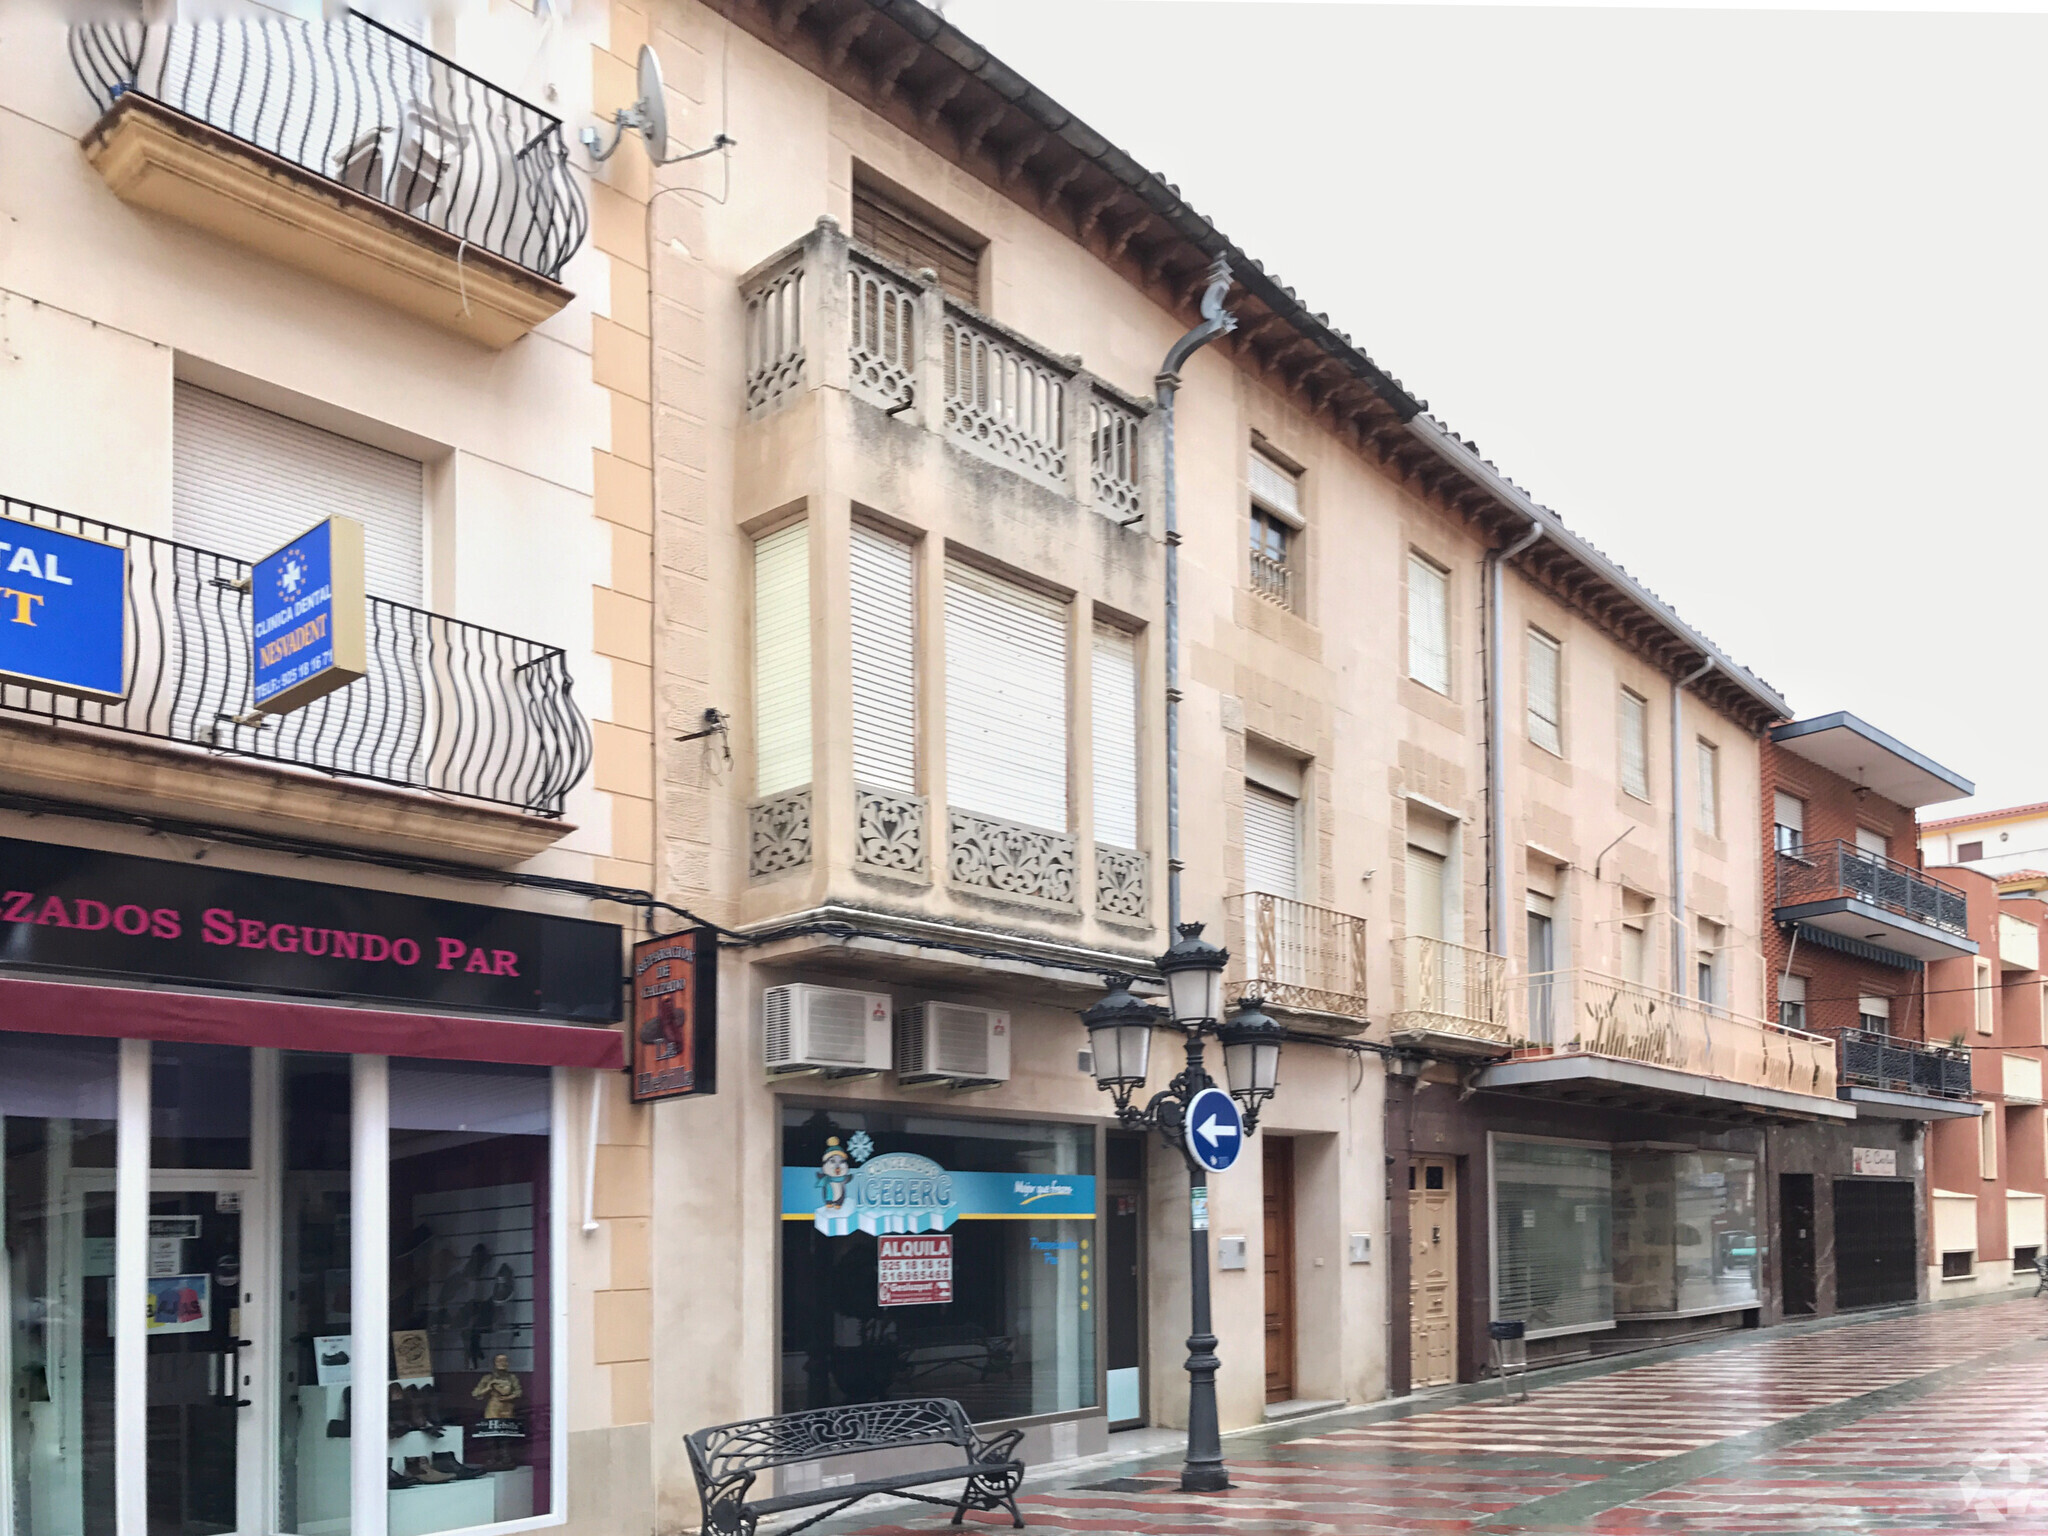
[812,1292,2048,1534]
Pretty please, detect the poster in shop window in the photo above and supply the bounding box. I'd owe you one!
[877,1233,953,1307]
[629,928,719,1102]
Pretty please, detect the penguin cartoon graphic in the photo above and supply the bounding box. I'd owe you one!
[816,1136,854,1214]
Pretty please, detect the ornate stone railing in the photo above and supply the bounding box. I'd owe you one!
[947,808,1076,906]
[1250,547,1292,609]
[847,250,919,412]
[1088,395,1142,524]
[749,787,811,877]
[942,305,1069,490]
[742,253,805,416]
[855,787,927,878]
[1231,892,1367,1019]
[1096,845,1148,922]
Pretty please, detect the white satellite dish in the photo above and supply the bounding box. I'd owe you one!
[583,44,670,164]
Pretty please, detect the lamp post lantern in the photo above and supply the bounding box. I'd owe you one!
[1081,924,1281,1493]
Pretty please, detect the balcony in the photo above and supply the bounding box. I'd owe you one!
[741,219,1151,518]
[1774,839,1977,962]
[0,496,590,865]
[1225,892,1367,1029]
[2001,911,2040,972]
[1479,970,1852,1121]
[71,12,585,347]
[1387,935,1510,1055]
[1832,1027,1979,1119]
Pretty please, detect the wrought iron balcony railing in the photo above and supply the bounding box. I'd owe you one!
[1836,1027,1974,1101]
[71,10,585,281]
[1229,892,1367,1019]
[1775,839,1969,939]
[1511,970,1838,1101]
[1390,934,1511,1044]
[0,497,591,817]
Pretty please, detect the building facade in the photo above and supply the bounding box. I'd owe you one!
[3,5,661,1536]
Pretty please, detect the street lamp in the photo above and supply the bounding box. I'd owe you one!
[1081,922,1282,1493]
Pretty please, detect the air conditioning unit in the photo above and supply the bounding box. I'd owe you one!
[895,1002,1011,1088]
[762,984,892,1076]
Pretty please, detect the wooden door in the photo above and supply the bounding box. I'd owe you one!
[1408,1157,1458,1387]
[1263,1138,1296,1403]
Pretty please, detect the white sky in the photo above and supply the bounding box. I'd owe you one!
[942,0,2048,817]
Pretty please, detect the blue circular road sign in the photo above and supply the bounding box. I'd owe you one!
[1184,1086,1245,1173]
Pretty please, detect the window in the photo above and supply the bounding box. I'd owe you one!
[1982,1103,2000,1180]
[852,176,983,305]
[1774,792,1806,854]
[1696,919,1724,1007]
[1959,840,1986,862]
[1527,891,1557,1042]
[1977,957,1996,1034]
[1091,623,1140,850]
[1779,974,1807,1032]
[1405,811,1454,943]
[1856,827,1889,860]
[1612,1152,1760,1315]
[753,521,812,796]
[1620,890,1653,987]
[1248,449,1301,610]
[1493,1139,1613,1335]
[1407,554,1451,694]
[944,560,1068,832]
[1858,994,1891,1034]
[1942,1249,1975,1278]
[1526,628,1562,754]
[1618,689,1649,800]
[1243,784,1301,900]
[850,523,916,795]
[2017,1245,2042,1273]
[1696,740,1719,836]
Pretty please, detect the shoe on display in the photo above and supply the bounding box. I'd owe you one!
[430,1451,489,1480]
[387,1465,417,1490]
[387,1383,408,1440]
[327,1385,351,1439]
[319,1347,349,1367]
[405,1455,456,1485]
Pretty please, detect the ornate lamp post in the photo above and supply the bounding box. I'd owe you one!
[1081,925,1284,1493]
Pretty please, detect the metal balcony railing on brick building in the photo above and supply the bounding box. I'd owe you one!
[1775,839,1970,950]
[1836,1027,1974,1101]
[1227,892,1367,1023]
[0,497,591,817]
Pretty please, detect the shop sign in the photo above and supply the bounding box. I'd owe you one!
[628,929,717,1102]
[1852,1146,1898,1177]
[0,516,127,702]
[785,1145,1096,1236]
[250,516,366,715]
[876,1233,952,1307]
[0,836,620,1021]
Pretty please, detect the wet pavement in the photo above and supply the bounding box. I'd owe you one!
[819,1292,2048,1533]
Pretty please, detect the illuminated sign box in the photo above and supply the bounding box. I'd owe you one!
[0,516,127,702]
[251,516,366,715]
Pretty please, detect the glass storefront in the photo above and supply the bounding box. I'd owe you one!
[1492,1138,1614,1336]
[780,1108,1096,1423]
[1614,1150,1760,1315]
[278,1053,352,1536]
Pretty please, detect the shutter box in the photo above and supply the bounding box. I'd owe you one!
[894,1003,1011,1088]
[762,984,892,1076]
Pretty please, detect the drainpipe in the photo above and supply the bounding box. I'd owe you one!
[1156,256,1236,932]
[1486,519,1546,955]
[1669,656,1716,992]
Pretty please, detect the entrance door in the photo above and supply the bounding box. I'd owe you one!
[1780,1174,1816,1316]
[1262,1139,1296,1404]
[1408,1157,1457,1387]
[1103,1132,1146,1428]
[1835,1178,1917,1309]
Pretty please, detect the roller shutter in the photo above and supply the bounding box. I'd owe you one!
[1092,624,1140,850]
[753,521,812,796]
[944,560,1066,831]
[1243,784,1299,899]
[850,524,916,794]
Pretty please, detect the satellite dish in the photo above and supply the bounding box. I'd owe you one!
[582,44,669,164]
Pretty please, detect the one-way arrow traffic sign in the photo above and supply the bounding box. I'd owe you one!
[1184,1086,1245,1173]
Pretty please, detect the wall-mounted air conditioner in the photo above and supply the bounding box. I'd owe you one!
[762,984,892,1076]
[895,1002,1010,1088]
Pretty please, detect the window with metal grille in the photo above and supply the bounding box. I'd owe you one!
[1696,740,1719,836]
[753,521,812,796]
[1091,623,1141,850]
[850,523,916,795]
[1407,553,1450,694]
[1492,1139,1613,1336]
[1526,628,1561,754]
[1618,688,1649,800]
[852,177,983,306]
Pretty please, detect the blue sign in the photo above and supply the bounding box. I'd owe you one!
[1184,1087,1244,1173]
[783,1147,1096,1236]
[0,518,126,702]
[251,517,365,714]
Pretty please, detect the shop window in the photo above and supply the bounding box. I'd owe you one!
[1491,1139,1613,1336]
[278,1053,354,1535]
[1613,1151,1760,1316]
[780,1107,1097,1421]
[1942,1249,1975,1278]
[388,1060,554,1530]
[151,1040,253,1169]
[2,1033,120,1536]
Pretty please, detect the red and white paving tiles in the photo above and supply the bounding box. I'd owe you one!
[825,1296,2048,1534]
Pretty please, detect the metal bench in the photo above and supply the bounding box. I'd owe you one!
[685,1397,1026,1536]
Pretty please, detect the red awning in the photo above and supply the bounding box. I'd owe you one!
[0,974,623,1069]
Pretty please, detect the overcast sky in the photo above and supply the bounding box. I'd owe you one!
[942,0,2047,818]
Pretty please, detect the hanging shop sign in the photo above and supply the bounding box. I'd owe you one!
[876,1232,953,1307]
[783,1144,1095,1236]
[628,928,718,1102]
[0,516,127,702]
[0,836,620,1021]
[250,515,367,715]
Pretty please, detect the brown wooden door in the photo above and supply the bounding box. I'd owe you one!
[1263,1138,1296,1403]
[1408,1157,1458,1387]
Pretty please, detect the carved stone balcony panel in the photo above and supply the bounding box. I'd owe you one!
[947,808,1077,907]
[1095,845,1148,923]
[743,253,806,416]
[847,251,919,411]
[855,787,927,879]
[749,787,812,878]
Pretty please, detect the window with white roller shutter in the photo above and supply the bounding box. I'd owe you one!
[850,523,916,794]
[172,383,423,605]
[1242,784,1300,899]
[1091,623,1140,850]
[1526,627,1561,754]
[752,521,812,796]
[1407,552,1450,694]
[944,559,1067,831]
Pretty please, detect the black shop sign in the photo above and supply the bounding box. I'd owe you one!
[0,837,622,1021]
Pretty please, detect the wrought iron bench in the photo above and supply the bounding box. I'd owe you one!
[686,1397,1026,1536]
